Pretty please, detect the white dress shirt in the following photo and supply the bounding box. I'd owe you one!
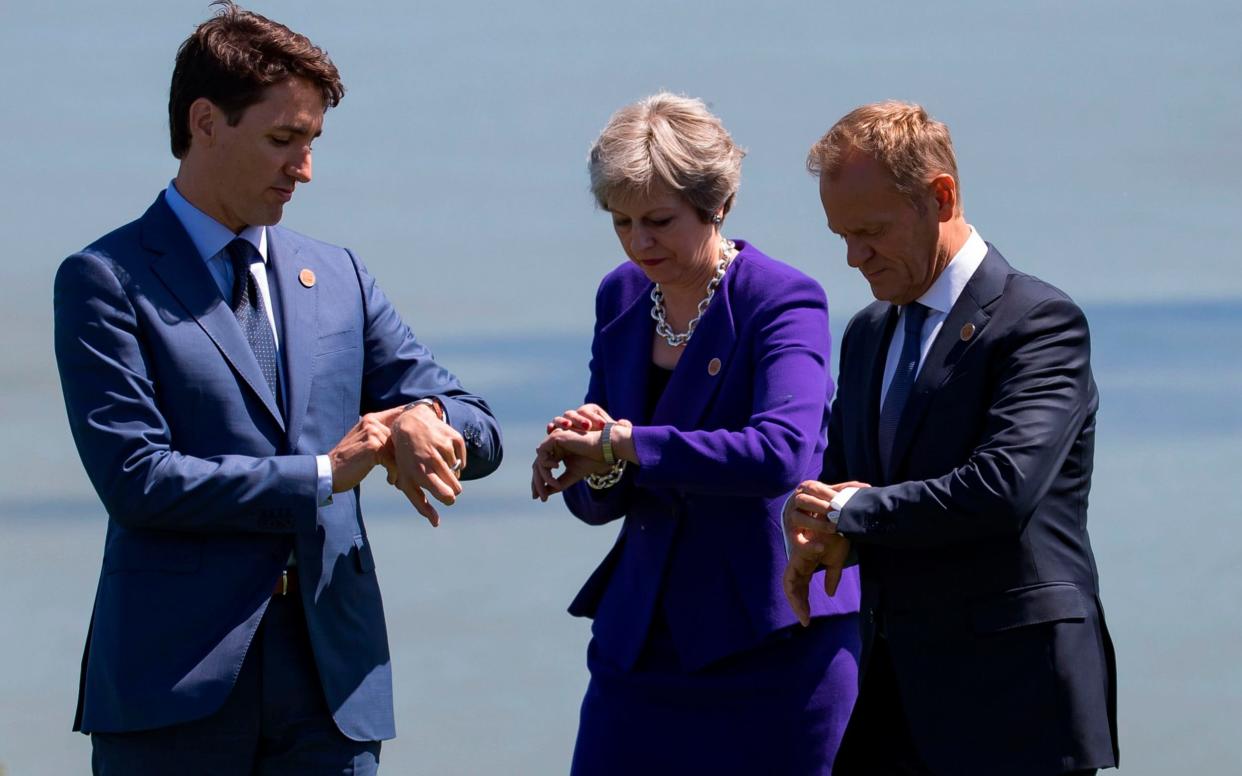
[835,226,988,511]
[163,183,334,512]
[784,227,988,553]
[879,227,988,406]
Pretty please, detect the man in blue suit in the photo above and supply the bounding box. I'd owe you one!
[53,4,501,773]
[784,102,1117,775]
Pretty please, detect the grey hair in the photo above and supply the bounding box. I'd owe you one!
[588,92,745,222]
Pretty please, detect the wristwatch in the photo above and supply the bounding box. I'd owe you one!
[404,397,445,422]
[601,422,618,465]
[826,490,853,528]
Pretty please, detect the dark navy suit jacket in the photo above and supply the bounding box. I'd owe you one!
[565,241,860,672]
[54,194,502,740]
[827,245,1118,775]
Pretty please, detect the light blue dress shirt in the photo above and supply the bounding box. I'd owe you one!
[163,182,334,510]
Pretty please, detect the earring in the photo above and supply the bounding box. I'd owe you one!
[711,214,722,225]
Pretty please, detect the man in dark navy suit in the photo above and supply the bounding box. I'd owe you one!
[53,3,501,773]
[784,101,1117,775]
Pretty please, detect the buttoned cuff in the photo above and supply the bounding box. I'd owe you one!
[316,454,334,506]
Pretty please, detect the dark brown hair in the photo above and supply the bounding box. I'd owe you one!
[168,1,344,158]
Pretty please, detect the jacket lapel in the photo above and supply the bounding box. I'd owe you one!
[650,274,737,429]
[142,196,286,432]
[887,246,1011,478]
[862,304,898,483]
[268,229,316,448]
[598,263,739,430]
[599,285,654,425]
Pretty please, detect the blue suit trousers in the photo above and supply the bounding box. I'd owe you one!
[90,594,381,775]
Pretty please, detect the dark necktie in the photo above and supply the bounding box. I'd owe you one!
[226,238,281,409]
[878,302,929,477]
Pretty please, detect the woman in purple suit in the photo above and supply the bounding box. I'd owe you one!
[531,93,861,774]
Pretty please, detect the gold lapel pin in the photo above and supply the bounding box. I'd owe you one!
[707,357,722,376]
[960,322,976,342]
[299,269,316,288]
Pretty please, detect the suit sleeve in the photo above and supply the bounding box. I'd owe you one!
[348,250,502,480]
[561,280,634,526]
[54,252,318,534]
[628,275,833,498]
[836,295,1094,547]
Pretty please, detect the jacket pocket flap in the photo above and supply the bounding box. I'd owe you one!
[317,329,359,355]
[971,582,1087,633]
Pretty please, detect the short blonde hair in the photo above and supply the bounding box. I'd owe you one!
[589,92,745,222]
[808,101,961,212]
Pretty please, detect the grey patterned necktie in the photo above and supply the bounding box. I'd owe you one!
[878,301,929,478]
[226,238,281,410]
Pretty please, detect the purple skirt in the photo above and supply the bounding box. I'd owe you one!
[571,613,860,775]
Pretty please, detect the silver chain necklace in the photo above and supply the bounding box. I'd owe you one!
[650,238,737,347]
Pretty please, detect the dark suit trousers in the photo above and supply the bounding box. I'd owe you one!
[835,635,1099,776]
[91,593,380,775]
[835,634,932,776]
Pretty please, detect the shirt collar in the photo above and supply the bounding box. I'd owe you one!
[914,226,987,315]
[164,181,268,264]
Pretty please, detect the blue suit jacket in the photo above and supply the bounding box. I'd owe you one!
[54,194,502,740]
[827,246,1118,774]
[564,242,860,672]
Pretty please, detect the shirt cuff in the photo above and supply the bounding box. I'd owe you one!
[782,492,797,559]
[831,486,858,514]
[316,454,334,507]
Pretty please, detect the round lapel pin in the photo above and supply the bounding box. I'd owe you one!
[707,357,722,376]
[960,322,976,342]
[299,268,316,288]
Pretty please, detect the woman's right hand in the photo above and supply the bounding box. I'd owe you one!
[530,426,625,501]
[545,403,629,434]
[530,437,615,501]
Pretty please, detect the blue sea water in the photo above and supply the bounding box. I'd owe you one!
[1,302,1240,774]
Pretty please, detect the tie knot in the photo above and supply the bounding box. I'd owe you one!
[903,301,929,334]
[226,238,259,309]
[226,238,257,272]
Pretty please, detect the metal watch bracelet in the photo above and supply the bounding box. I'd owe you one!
[589,421,624,489]
[601,421,617,465]
[403,397,444,422]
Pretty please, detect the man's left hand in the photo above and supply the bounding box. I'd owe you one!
[781,480,872,626]
[783,532,852,627]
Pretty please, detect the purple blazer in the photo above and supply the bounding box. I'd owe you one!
[564,240,860,672]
